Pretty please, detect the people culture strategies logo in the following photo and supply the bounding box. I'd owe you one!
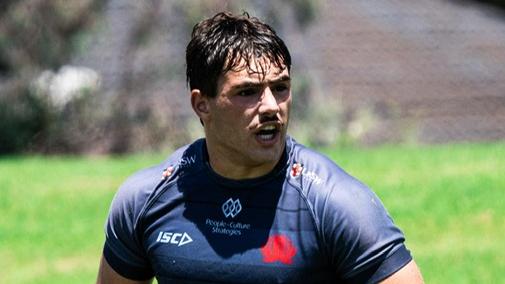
[222,198,242,218]
[205,198,251,236]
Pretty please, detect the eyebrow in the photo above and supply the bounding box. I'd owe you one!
[230,75,291,91]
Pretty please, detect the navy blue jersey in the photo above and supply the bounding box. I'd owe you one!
[103,137,411,283]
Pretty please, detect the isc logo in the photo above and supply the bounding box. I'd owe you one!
[156,231,193,247]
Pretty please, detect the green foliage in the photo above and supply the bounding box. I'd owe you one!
[0,86,49,154]
[0,0,104,154]
[290,95,344,148]
[0,0,104,75]
[0,80,104,154]
[1,142,504,283]
[0,1,323,154]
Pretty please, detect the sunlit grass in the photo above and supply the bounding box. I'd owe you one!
[0,154,163,284]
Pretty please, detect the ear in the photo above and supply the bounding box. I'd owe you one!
[191,89,210,123]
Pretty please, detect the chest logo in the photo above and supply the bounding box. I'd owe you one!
[260,234,297,265]
[222,198,242,218]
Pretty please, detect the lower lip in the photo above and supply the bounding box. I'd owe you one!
[255,131,280,146]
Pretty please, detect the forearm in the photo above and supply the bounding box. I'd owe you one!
[379,260,424,284]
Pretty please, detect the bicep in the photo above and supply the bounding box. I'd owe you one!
[96,255,153,284]
[379,260,424,284]
[320,178,416,282]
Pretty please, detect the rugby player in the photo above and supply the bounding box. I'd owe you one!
[96,11,424,284]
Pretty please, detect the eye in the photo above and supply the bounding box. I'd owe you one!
[272,84,289,93]
[237,88,259,97]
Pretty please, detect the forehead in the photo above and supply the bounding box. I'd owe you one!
[219,57,289,86]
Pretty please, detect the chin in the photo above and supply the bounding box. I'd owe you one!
[250,144,283,163]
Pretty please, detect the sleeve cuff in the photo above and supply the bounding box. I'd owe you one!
[103,242,155,281]
[370,244,412,283]
[345,244,413,284]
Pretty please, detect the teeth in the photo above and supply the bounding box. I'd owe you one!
[262,125,276,131]
[259,133,275,141]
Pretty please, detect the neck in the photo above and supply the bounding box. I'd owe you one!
[205,142,285,180]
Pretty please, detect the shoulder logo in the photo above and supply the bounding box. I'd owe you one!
[290,162,303,178]
[222,198,242,218]
[178,155,196,168]
[290,161,323,185]
[161,166,174,180]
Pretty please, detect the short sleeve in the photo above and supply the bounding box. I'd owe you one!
[320,177,412,283]
[103,167,161,280]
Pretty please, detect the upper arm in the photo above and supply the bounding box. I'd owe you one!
[97,255,153,284]
[321,181,411,280]
[101,167,161,281]
[312,168,414,282]
[379,260,424,284]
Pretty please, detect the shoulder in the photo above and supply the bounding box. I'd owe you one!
[287,139,393,230]
[108,140,203,221]
[103,139,207,279]
[109,163,164,219]
[287,139,410,280]
[287,139,366,198]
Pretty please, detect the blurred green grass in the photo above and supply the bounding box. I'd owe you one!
[0,154,161,284]
[1,142,504,283]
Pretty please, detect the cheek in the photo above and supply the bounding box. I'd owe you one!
[212,99,258,131]
[216,107,251,132]
[280,96,292,116]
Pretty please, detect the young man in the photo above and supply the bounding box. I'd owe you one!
[97,12,424,284]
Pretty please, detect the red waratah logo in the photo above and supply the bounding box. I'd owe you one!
[291,163,303,178]
[260,234,297,265]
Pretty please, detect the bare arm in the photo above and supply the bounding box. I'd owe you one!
[379,260,424,284]
[96,255,153,284]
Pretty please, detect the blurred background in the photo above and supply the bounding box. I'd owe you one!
[1,0,504,154]
[1,0,505,283]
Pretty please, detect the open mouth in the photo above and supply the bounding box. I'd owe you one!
[256,125,280,142]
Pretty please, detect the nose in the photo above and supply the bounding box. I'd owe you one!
[258,87,280,115]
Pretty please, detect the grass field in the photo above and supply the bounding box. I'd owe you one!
[1,142,504,283]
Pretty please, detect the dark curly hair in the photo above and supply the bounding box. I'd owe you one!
[186,12,291,97]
